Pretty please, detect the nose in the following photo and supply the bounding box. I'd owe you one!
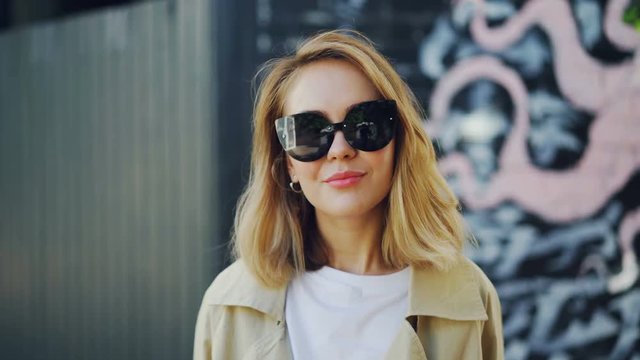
[327,130,357,160]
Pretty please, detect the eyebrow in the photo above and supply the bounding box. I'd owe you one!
[290,99,379,117]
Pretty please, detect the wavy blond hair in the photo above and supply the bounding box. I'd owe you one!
[233,30,468,288]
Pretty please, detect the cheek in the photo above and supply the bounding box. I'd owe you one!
[373,146,396,196]
[289,159,321,182]
[376,143,395,176]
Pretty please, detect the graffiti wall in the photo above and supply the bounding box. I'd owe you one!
[257,0,639,358]
[423,0,640,358]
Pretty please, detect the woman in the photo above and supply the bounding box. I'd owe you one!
[194,30,503,360]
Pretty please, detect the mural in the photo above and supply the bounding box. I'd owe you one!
[258,0,639,358]
[420,0,640,358]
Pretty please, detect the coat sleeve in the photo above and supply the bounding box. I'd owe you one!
[480,274,504,360]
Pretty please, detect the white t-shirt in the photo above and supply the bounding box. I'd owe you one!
[285,266,410,360]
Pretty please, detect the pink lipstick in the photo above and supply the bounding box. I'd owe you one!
[323,170,365,189]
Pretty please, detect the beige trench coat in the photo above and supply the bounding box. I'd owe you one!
[193,257,503,360]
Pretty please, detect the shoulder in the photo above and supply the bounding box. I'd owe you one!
[457,256,502,335]
[460,258,504,356]
[200,259,258,306]
[460,257,500,302]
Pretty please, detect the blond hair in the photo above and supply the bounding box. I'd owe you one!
[233,30,468,288]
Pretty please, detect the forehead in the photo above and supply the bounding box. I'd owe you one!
[283,59,380,117]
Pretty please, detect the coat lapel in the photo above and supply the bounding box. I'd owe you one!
[407,258,488,321]
[385,257,488,359]
[385,321,429,360]
[207,260,287,323]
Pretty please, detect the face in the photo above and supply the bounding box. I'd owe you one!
[283,59,395,219]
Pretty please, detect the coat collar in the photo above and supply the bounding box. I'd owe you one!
[206,260,287,322]
[207,257,487,322]
[407,257,488,321]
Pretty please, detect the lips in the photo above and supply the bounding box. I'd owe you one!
[323,170,365,188]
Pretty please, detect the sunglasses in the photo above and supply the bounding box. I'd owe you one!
[275,99,398,162]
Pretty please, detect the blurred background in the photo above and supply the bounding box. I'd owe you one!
[0,0,638,359]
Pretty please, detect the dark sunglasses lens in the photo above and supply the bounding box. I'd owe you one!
[343,101,396,151]
[275,112,332,162]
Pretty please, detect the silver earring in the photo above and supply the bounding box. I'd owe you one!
[289,181,302,193]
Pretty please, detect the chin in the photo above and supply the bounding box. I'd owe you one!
[314,200,383,219]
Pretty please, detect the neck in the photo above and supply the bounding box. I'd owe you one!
[315,204,394,275]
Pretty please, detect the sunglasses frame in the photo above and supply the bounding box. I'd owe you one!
[274,99,398,162]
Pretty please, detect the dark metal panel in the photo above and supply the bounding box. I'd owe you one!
[0,1,215,359]
[212,0,257,272]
